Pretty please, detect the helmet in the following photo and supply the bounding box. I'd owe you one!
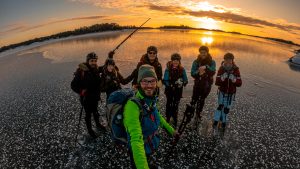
[199,46,209,53]
[86,52,98,62]
[147,46,158,53]
[171,53,181,61]
[224,53,234,60]
[105,58,115,66]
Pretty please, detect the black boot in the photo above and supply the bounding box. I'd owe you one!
[85,116,97,139]
[221,123,226,133]
[212,121,218,136]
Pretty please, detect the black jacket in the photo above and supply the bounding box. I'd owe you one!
[72,63,101,101]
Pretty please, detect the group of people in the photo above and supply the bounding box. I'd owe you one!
[71,45,242,168]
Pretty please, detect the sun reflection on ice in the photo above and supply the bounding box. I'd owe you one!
[201,37,214,44]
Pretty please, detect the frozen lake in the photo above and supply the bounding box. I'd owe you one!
[0,29,299,168]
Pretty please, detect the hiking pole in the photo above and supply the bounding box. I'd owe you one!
[74,105,84,146]
[112,18,151,53]
[172,104,195,145]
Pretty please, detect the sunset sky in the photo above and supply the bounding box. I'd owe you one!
[1,0,300,47]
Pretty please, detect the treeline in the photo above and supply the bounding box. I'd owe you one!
[159,25,192,29]
[159,25,300,47]
[0,23,138,53]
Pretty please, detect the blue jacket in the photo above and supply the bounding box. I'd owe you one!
[163,62,188,87]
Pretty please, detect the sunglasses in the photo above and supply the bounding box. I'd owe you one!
[140,79,157,85]
[148,52,157,55]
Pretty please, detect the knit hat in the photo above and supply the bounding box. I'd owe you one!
[199,46,209,53]
[224,53,234,60]
[86,52,98,62]
[147,46,158,53]
[171,53,181,61]
[138,64,157,83]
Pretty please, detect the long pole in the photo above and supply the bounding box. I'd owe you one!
[74,105,84,146]
[112,18,151,53]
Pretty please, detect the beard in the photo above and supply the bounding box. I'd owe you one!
[143,87,156,97]
[90,64,97,68]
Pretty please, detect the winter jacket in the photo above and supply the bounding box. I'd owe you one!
[191,54,216,88]
[72,63,101,101]
[99,65,129,97]
[215,62,242,94]
[163,61,188,87]
[123,90,175,169]
[126,54,163,85]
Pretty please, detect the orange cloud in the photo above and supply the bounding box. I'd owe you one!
[146,3,300,31]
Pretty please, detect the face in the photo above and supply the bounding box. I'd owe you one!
[199,50,208,59]
[107,65,114,72]
[140,77,157,97]
[172,60,180,67]
[147,51,157,63]
[88,59,98,68]
[224,59,233,67]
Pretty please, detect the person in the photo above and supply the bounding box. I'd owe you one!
[71,52,106,138]
[213,53,242,132]
[190,46,216,126]
[125,46,163,89]
[163,53,188,128]
[123,64,179,169]
[99,54,130,100]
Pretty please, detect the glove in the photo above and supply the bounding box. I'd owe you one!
[108,51,114,59]
[199,66,206,76]
[229,74,236,83]
[175,78,183,88]
[157,80,163,88]
[80,89,86,97]
[220,72,228,81]
[132,84,138,91]
[173,131,181,141]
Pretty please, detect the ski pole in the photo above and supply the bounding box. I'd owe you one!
[112,18,151,53]
[172,104,195,144]
[74,105,84,146]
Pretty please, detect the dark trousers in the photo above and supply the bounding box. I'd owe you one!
[81,98,101,136]
[191,85,211,117]
[165,87,182,127]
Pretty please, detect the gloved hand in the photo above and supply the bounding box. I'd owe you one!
[199,66,206,76]
[229,74,236,83]
[173,131,181,141]
[220,72,228,81]
[80,89,87,97]
[175,78,183,88]
[157,80,163,88]
[132,84,138,91]
[108,51,114,59]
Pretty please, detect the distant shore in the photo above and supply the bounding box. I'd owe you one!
[1,23,299,54]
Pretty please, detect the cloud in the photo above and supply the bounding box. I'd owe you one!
[70,0,300,31]
[146,3,300,31]
[0,15,106,35]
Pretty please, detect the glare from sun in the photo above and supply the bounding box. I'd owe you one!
[201,37,214,45]
[194,17,219,30]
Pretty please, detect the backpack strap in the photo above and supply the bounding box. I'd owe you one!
[128,97,145,122]
[128,97,143,112]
